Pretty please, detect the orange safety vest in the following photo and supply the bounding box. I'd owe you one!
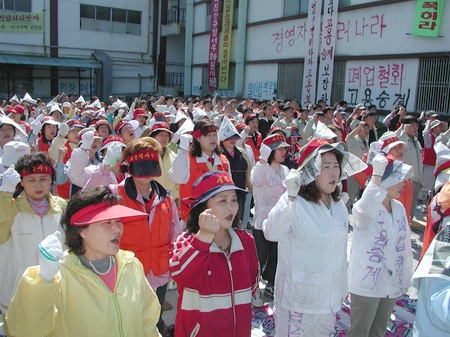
[117,180,173,276]
[179,154,229,221]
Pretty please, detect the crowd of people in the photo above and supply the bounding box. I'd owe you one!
[0,91,449,336]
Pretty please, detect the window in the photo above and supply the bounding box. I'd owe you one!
[202,66,209,95]
[96,6,110,32]
[1,0,31,12]
[80,5,141,35]
[206,3,211,31]
[330,61,346,106]
[416,58,450,114]
[277,63,303,101]
[283,0,372,17]
[0,66,34,97]
[283,0,308,16]
[232,0,239,27]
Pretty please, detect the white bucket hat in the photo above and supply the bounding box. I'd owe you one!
[0,141,30,166]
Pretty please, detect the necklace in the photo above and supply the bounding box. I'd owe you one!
[87,256,113,275]
[216,231,232,254]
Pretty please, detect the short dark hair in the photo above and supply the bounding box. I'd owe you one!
[298,149,343,204]
[313,104,322,111]
[242,107,252,115]
[323,106,333,114]
[401,115,419,125]
[186,199,242,233]
[165,95,173,101]
[189,120,220,157]
[15,152,56,182]
[62,186,123,255]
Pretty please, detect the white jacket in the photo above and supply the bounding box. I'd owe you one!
[349,182,413,298]
[250,162,288,230]
[263,193,349,314]
[0,192,66,312]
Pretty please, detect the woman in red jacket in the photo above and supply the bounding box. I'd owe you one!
[169,171,259,337]
[37,116,59,155]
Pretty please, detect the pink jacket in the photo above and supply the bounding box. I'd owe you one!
[169,229,259,337]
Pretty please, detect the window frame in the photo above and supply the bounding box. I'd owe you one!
[80,4,141,35]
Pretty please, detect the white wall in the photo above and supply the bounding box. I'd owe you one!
[243,64,278,100]
[192,34,210,64]
[244,1,450,61]
[58,0,150,57]
[193,3,207,34]
[247,0,283,24]
[191,67,203,96]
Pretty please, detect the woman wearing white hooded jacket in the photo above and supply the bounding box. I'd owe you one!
[347,153,414,337]
[263,138,366,336]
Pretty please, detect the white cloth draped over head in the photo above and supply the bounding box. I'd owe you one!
[298,142,367,186]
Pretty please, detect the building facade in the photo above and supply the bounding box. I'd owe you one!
[185,0,450,113]
[0,0,158,102]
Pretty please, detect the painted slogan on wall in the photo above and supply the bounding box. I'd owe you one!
[344,59,419,111]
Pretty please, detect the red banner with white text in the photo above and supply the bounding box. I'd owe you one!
[208,0,221,91]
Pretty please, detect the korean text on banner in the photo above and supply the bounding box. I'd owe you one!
[0,12,44,33]
[208,0,221,91]
[412,0,444,37]
[316,0,339,105]
[301,0,323,106]
[219,0,234,89]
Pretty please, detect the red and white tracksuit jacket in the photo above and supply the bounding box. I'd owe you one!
[169,229,259,337]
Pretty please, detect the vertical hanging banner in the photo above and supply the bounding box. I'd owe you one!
[208,0,221,91]
[316,0,338,105]
[219,0,234,89]
[412,0,444,37]
[301,0,322,106]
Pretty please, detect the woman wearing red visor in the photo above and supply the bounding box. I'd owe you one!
[6,186,161,336]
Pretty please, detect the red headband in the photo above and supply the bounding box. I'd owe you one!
[263,134,285,146]
[193,125,217,139]
[127,149,159,163]
[20,164,52,177]
[381,136,400,150]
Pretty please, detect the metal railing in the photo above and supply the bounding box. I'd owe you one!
[165,72,184,88]
[164,7,186,25]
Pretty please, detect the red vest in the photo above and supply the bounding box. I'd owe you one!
[179,154,229,221]
[245,132,262,160]
[56,141,73,199]
[117,181,173,276]
[423,133,437,166]
[37,136,51,154]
